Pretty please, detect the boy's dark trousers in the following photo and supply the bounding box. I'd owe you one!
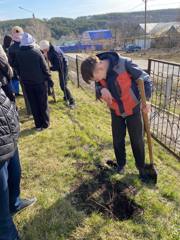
[111,110,145,170]
[24,82,50,128]
[58,71,74,104]
[0,148,21,240]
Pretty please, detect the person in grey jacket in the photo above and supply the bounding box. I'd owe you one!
[0,48,36,240]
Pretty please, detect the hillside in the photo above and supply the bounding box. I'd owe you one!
[0,8,179,42]
[80,8,180,24]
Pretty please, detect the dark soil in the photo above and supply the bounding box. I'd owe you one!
[70,164,143,220]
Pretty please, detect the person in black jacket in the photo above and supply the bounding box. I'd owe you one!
[0,49,36,240]
[40,40,75,108]
[16,33,52,131]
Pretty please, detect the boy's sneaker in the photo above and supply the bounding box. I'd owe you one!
[11,197,37,216]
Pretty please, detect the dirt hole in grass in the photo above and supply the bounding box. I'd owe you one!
[71,164,143,220]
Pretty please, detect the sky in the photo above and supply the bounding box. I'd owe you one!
[0,0,180,20]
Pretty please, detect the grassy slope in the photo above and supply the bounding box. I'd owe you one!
[15,74,179,240]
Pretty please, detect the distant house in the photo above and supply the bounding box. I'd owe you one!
[134,22,180,48]
[81,29,113,49]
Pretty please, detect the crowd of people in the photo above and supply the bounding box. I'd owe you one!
[0,25,152,240]
[0,26,75,240]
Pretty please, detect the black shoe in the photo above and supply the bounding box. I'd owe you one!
[139,168,148,183]
[11,197,37,216]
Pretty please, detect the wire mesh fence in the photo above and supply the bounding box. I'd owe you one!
[67,55,180,159]
[148,59,180,158]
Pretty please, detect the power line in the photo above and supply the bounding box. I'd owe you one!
[127,0,180,12]
[128,3,144,11]
[144,0,147,49]
[149,2,180,7]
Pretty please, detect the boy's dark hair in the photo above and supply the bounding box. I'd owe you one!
[81,56,99,84]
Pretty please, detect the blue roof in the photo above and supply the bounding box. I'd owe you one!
[86,29,112,40]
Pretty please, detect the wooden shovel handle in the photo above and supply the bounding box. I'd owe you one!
[137,79,154,164]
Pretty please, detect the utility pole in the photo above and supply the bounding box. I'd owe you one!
[114,27,117,48]
[143,0,147,49]
[19,6,37,37]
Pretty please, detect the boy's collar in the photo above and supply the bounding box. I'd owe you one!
[96,51,119,71]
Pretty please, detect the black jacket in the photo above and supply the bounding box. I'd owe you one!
[47,45,68,81]
[16,46,51,85]
[8,41,20,79]
[0,83,20,162]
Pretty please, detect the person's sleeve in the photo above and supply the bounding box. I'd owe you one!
[95,82,104,100]
[125,59,153,100]
[0,57,13,81]
[39,52,52,82]
[49,53,61,71]
[8,47,16,68]
[8,47,20,79]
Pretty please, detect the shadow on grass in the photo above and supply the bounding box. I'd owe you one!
[21,165,144,240]
[18,108,32,124]
[20,128,37,138]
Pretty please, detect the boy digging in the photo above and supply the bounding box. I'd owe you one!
[81,52,152,181]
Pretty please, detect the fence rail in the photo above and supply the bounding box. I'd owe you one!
[67,55,180,159]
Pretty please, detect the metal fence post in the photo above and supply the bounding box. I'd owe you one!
[148,59,152,75]
[76,55,80,88]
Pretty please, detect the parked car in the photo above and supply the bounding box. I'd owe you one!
[125,44,141,53]
[113,47,123,51]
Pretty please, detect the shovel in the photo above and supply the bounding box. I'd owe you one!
[137,80,158,184]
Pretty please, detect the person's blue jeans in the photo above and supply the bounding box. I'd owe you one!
[8,149,21,213]
[0,148,21,240]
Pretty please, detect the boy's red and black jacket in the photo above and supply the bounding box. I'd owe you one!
[95,52,152,117]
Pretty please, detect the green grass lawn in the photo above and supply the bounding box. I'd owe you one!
[15,74,180,240]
